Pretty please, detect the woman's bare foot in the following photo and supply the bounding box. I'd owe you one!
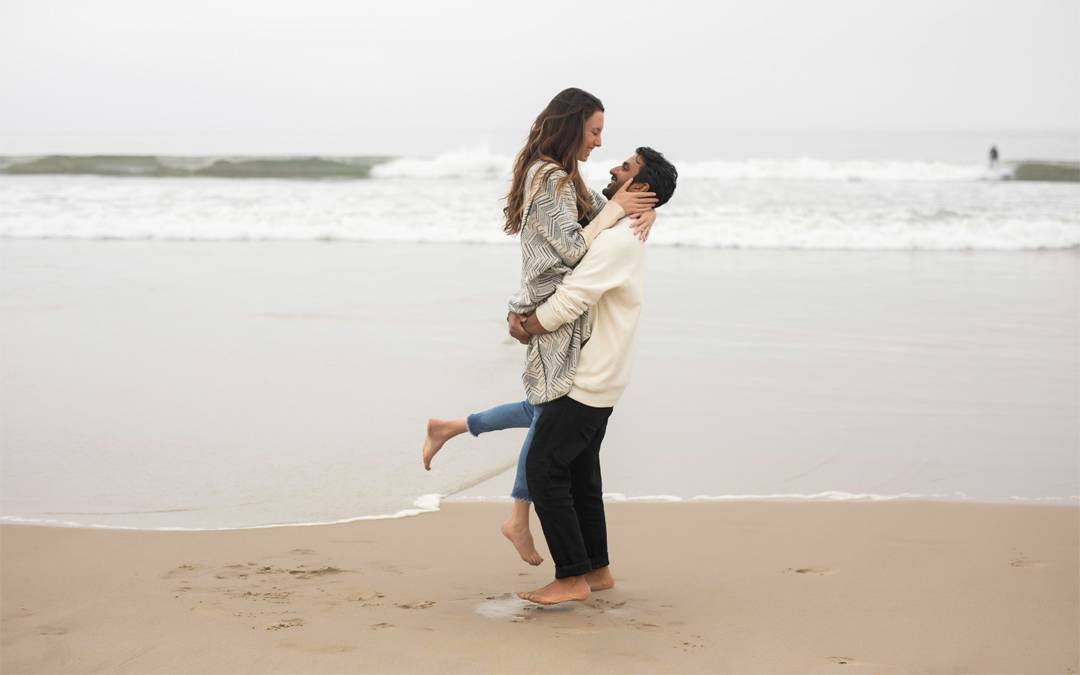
[517,576,590,605]
[422,418,467,470]
[584,566,615,591]
[501,519,543,566]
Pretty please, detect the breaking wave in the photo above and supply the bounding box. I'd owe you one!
[3,151,1076,182]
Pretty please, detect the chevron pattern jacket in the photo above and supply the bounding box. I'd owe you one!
[508,160,616,404]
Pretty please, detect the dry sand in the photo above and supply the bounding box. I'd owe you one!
[2,501,1077,674]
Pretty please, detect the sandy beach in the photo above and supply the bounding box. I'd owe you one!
[2,241,1077,674]
[1,501,1077,674]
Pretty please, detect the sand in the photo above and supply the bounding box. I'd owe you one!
[2,501,1077,674]
[2,241,1077,673]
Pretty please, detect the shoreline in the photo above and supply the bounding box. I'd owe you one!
[2,501,1076,674]
[2,493,1078,533]
[3,235,1080,252]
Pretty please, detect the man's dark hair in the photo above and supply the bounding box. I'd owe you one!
[634,146,677,207]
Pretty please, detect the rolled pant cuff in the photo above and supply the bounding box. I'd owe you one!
[590,556,610,570]
[554,560,594,579]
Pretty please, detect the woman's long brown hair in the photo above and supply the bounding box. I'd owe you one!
[503,88,604,235]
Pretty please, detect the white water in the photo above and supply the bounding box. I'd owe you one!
[2,157,1077,250]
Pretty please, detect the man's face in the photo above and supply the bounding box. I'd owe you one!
[601,153,645,198]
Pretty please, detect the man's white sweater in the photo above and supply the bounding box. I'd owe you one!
[533,218,646,408]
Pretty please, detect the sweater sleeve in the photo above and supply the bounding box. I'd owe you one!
[586,188,608,220]
[534,228,643,331]
[532,168,624,266]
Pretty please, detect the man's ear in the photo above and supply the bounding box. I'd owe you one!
[628,182,651,192]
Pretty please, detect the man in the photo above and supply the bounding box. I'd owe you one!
[507,147,678,605]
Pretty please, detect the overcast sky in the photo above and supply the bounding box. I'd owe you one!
[1,0,1077,157]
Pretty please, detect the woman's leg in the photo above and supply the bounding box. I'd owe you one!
[423,401,534,470]
[508,405,539,502]
[501,405,543,565]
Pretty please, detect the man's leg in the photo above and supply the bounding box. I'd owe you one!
[519,396,612,604]
[569,423,615,591]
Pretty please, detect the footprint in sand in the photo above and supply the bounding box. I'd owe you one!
[288,566,346,580]
[1009,558,1050,569]
[783,566,839,576]
[215,572,247,580]
[216,562,259,579]
[228,590,292,604]
[160,563,201,580]
[588,598,626,608]
[370,622,396,630]
[289,548,316,555]
[676,636,704,652]
[346,592,384,606]
[585,598,627,613]
[396,600,436,610]
[266,618,305,631]
[828,655,858,666]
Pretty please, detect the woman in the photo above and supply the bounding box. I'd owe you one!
[422,88,656,566]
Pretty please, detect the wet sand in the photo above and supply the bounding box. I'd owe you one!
[2,241,1077,532]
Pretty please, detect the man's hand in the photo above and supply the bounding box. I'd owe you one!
[507,312,531,344]
[628,208,656,242]
[523,313,550,337]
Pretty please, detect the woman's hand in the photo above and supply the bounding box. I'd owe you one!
[610,179,658,216]
[628,209,656,242]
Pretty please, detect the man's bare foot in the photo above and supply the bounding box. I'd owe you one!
[584,566,615,591]
[501,519,543,566]
[517,576,590,605]
[422,418,466,470]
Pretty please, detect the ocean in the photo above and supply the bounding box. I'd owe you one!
[1,147,1078,250]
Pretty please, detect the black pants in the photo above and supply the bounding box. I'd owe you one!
[525,395,614,579]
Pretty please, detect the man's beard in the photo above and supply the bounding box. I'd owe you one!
[601,178,622,199]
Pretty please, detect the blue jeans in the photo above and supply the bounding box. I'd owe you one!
[466,400,539,502]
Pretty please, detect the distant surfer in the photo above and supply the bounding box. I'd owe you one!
[989,145,999,168]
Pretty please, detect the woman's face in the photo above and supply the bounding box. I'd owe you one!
[578,110,604,162]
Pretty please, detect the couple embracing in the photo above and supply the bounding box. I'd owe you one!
[422,87,678,606]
